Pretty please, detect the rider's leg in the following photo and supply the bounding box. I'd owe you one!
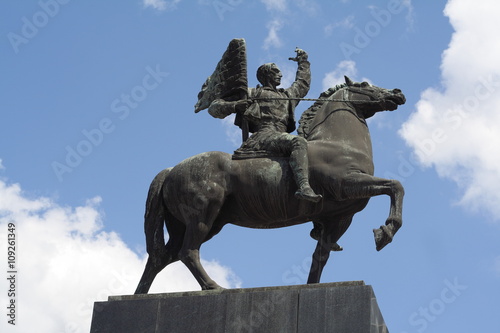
[288,136,322,202]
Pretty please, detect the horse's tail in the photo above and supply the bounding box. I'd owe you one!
[144,168,172,266]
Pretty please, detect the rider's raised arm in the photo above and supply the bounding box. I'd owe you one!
[287,48,311,100]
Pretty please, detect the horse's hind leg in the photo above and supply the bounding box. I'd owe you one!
[177,184,226,290]
[179,232,223,290]
[135,258,160,294]
[135,215,184,294]
[134,243,178,294]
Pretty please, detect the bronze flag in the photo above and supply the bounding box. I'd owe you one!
[194,38,248,113]
[195,41,342,115]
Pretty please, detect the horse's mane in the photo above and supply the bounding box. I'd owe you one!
[298,83,347,139]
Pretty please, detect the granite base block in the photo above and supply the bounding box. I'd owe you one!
[90,281,388,333]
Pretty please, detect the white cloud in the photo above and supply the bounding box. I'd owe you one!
[263,18,284,50]
[222,113,242,148]
[260,1,320,50]
[322,60,358,91]
[261,0,287,12]
[401,0,415,31]
[400,0,500,219]
[275,62,295,89]
[294,0,319,17]
[0,177,240,332]
[143,0,181,11]
[0,159,4,170]
[324,15,355,37]
[259,1,289,51]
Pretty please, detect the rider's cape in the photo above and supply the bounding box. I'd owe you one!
[194,38,248,130]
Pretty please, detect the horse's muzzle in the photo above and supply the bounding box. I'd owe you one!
[391,89,406,105]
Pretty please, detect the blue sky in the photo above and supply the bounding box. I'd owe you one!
[1,0,499,332]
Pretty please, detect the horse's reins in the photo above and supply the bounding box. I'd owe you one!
[251,86,381,103]
[251,97,369,103]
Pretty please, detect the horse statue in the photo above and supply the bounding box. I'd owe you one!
[135,76,406,294]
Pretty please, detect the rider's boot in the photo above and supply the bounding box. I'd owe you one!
[290,146,322,203]
[296,185,322,202]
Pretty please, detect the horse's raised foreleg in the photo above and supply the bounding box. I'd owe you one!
[341,173,404,251]
[307,216,353,284]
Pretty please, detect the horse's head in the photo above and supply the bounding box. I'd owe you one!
[298,76,406,139]
[342,76,406,119]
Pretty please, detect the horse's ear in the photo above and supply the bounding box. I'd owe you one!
[344,76,354,86]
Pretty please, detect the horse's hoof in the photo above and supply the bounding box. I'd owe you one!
[202,282,225,291]
[373,226,393,251]
[331,243,343,251]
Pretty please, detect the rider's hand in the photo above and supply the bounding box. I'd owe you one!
[289,48,308,62]
[235,99,252,113]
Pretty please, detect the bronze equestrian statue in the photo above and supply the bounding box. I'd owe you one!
[135,40,406,294]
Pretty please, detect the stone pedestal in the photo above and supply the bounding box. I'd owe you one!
[90,281,388,332]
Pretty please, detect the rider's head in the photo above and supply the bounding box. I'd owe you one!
[257,63,282,88]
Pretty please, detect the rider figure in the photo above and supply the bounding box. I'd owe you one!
[208,48,322,203]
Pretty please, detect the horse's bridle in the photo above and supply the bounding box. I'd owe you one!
[303,87,372,137]
[343,85,381,104]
